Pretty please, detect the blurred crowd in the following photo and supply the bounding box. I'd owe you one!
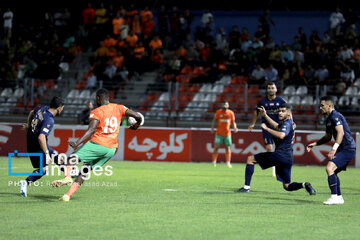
[1,4,360,99]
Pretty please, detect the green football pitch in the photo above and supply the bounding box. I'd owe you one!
[1,157,360,240]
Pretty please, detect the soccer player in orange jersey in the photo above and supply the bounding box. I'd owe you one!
[57,88,143,201]
[211,101,238,168]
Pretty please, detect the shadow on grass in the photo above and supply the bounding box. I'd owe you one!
[0,191,57,202]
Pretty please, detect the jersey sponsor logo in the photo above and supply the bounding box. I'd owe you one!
[43,128,49,133]
[220,119,229,123]
[336,121,341,125]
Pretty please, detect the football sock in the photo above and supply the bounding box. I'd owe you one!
[65,165,72,178]
[26,169,44,185]
[286,182,303,191]
[336,176,341,196]
[66,182,80,198]
[244,164,254,186]
[212,152,218,163]
[225,151,231,164]
[328,174,337,195]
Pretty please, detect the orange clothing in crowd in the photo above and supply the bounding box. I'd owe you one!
[89,103,128,148]
[139,10,153,23]
[107,47,117,58]
[214,109,235,137]
[112,17,125,35]
[126,34,139,48]
[142,19,155,37]
[149,39,163,50]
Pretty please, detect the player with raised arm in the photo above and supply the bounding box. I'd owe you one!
[56,88,143,201]
[248,82,287,177]
[19,96,67,197]
[236,103,316,195]
[307,96,356,205]
[211,101,238,168]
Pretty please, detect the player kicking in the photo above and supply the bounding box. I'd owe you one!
[55,88,143,201]
[307,96,356,205]
[248,82,288,177]
[19,96,71,197]
[236,103,316,195]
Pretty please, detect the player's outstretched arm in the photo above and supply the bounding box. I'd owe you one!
[306,133,332,152]
[248,110,258,131]
[69,119,99,149]
[260,123,285,139]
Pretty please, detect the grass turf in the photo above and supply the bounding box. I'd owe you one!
[1,157,360,240]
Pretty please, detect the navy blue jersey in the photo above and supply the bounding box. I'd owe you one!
[274,118,295,155]
[27,105,55,141]
[325,110,356,151]
[257,96,286,125]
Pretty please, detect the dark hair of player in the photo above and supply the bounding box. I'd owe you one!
[50,96,64,108]
[266,81,276,87]
[279,103,292,110]
[96,88,109,100]
[320,96,334,104]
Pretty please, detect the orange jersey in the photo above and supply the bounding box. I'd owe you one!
[89,103,128,148]
[214,109,235,137]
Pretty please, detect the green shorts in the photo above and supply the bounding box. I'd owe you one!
[214,134,232,146]
[74,141,116,167]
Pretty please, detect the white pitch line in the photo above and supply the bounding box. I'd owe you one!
[162,189,177,192]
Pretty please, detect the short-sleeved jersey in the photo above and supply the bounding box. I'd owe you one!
[89,103,128,148]
[214,109,235,137]
[257,96,286,125]
[274,118,295,157]
[325,110,356,151]
[27,105,55,141]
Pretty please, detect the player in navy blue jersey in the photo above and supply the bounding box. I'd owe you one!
[237,103,316,195]
[248,82,287,177]
[19,96,66,197]
[307,96,356,205]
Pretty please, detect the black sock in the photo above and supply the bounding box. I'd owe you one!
[26,169,44,185]
[328,174,337,195]
[286,182,303,191]
[244,164,254,186]
[336,176,341,196]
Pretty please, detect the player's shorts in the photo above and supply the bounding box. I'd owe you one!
[254,151,293,184]
[27,140,56,168]
[74,141,116,168]
[214,134,232,146]
[332,149,356,174]
[262,129,274,145]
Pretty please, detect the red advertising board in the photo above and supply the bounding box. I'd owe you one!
[124,128,191,162]
[0,124,357,167]
[190,129,356,166]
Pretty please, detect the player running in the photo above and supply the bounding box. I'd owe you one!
[307,96,356,205]
[211,101,238,168]
[56,88,143,201]
[20,96,68,197]
[236,103,316,195]
[248,82,288,177]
